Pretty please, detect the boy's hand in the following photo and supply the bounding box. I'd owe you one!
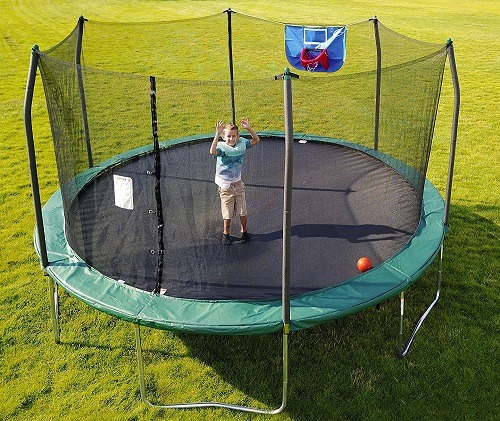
[240,118,251,131]
[241,118,260,146]
[216,120,224,137]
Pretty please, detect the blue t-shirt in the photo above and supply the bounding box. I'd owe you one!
[215,137,252,188]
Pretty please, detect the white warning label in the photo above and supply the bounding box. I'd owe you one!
[113,174,134,210]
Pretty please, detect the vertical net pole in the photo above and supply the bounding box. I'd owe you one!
[150,76,165,294]
[25,45,61,343]
[24,45,48,268]
[444,40,460,226]
[280,67,297,414]
[372,17,382,151]
[225,8,236,123]
[282,68,295,330]
[75,16,93,168]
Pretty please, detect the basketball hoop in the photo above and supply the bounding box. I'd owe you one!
[300,48,329,71]
[285,25,346,73]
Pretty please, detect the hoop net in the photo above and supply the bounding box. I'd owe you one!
[300,48,329,71]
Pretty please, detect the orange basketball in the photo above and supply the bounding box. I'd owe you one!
[357,257,372,272]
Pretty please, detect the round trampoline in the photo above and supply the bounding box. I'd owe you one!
[25,11,459,413]
[37,133,445,334]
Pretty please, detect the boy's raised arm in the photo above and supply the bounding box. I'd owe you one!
[210,120,224,155]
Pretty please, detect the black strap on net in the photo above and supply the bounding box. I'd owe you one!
[150,76,165,294]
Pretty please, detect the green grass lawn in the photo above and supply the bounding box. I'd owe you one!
[0,1,498,420]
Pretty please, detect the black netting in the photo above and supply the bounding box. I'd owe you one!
[65,137,421,300]
[37,13,448,298]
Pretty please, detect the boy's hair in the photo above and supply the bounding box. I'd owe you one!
[224,123,238,132]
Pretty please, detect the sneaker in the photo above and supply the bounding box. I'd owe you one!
[222,233,231,245]
[241,232,251,243]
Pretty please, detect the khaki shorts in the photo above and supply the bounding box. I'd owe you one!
[218,180,247,220]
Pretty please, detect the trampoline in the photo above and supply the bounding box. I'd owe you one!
[25,10,459,414]
[37,133,445,334]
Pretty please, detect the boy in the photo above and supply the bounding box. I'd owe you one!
[210,119,260,245]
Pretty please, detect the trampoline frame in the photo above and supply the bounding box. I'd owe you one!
[24,13,460,414]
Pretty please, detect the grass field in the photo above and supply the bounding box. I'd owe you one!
[0,1,499,420]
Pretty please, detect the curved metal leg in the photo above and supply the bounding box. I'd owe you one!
[399,243,443,357]
[134,324,288,414]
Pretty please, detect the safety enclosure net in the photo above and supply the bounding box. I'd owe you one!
[36,12,448,301]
